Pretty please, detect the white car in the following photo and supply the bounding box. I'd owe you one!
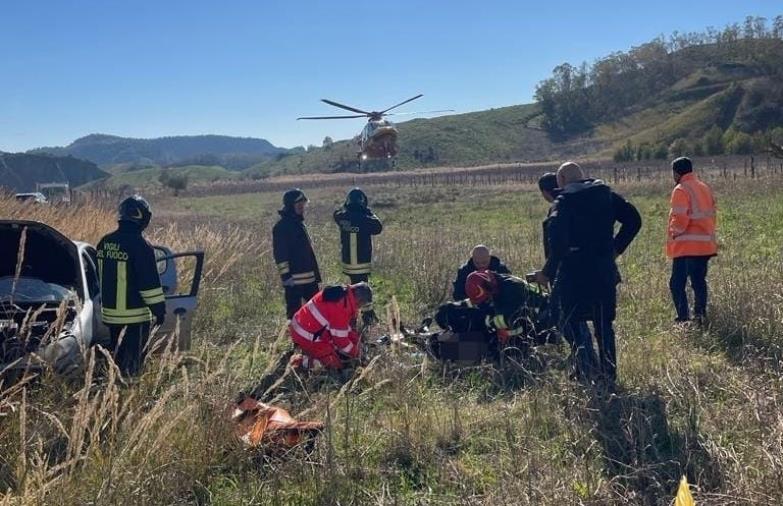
[0,220,204,376]
[14,193,48,205]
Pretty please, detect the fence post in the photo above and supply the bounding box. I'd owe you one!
[751,156,755,179]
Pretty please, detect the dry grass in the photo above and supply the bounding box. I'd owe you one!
[1,169,783,504]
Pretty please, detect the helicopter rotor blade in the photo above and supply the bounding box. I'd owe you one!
[320,99,373,115]
[297,114,368,120]
[384,109,455,116]
[380,94,424,114]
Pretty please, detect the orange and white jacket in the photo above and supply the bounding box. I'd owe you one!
[290,288,359,356]
[667,172,717,258]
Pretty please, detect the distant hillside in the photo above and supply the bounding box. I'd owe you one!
[247,104,587,177]
[535,28,783,160]
[252,18,783,176]
[86,164,240,191]
[0,153,109,193]
[31,134,287,170]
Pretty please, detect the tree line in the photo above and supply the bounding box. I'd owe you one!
[535,15,783,138]
[614,126,783,162]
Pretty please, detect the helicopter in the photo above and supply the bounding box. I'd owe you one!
[297,94,452,161]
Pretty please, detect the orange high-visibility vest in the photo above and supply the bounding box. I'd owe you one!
[666,172,717,258]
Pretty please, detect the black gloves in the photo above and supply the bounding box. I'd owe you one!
[151,303,166,327]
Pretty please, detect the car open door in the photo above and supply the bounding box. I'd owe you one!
[153,246,204,352]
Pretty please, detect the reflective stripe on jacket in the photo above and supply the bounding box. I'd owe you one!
[333,205,382,276]
[667,173,717,258]
[290,288,358,346]
[97,223,165,325]
[272,209,322,285]
[486,273,547,337]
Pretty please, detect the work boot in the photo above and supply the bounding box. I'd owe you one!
[362,308,379,327]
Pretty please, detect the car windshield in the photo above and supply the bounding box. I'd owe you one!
[0,276,75,303]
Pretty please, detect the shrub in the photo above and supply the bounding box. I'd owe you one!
[704,126,725,155]
[668,138,689,158]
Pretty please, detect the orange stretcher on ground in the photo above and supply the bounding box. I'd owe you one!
[231,397,324,449]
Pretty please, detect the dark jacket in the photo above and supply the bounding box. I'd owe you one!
[97,221,166,325]
[435,300,487,332]
[333,204,383,276]
[543,179,641,300]
[485,273,547,336]
[452,256,511,300]
[541,189,562,260]
[272,208,321,286]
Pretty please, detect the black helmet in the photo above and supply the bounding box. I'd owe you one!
[118,195,152,230]
[345,187,368,208]
[351,282,373,307]
[537,172,558,194]
[283,188,308,207]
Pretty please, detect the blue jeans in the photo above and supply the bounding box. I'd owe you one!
[669,256,710,321]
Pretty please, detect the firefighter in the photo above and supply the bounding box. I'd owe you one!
[667,157,717,324]
[289,283,373,370]
[333,187,383,283]
[534,162,641,383]
[273,188,322,319]
[452,245,511,300]
[97,195,166,377]
[464,270,547,345]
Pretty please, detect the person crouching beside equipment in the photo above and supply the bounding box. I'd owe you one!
[452,244,511,300]
[289,283,373,370]
[464,270,548,347]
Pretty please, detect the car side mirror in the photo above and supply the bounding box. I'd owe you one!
[154,246,178,295]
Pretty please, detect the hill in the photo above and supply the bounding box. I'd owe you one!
[251,25,783,176]
[30,134,287,170]
[536,33,783,160]
[0,152,109,193]
[246,104,571,177]
[86,164,240,191]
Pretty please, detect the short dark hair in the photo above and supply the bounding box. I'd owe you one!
[538,172,558,193]
[672,157,693,175]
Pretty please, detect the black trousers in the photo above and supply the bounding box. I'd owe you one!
[669,256,710,321]
[109,322,151,377]
[348,273,369,284]
[560,288,618,382]
[284,283,319,319]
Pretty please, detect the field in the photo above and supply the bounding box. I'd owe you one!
[2,160,783,505]
[90,165,241,191]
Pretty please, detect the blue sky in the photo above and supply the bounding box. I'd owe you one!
[1,1,780,152]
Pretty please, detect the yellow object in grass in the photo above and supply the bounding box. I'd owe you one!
[675,476,695,506]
